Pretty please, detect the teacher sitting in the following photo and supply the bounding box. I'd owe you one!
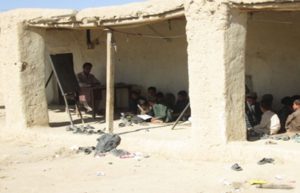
[77,62,101,112]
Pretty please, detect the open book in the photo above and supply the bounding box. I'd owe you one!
[137,114,152,120]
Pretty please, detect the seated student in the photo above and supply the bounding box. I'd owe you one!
[148,98,172,123]
[147,86,157,101]
[253,101,280,135]
[253,93,263,122]
[156,92,165,104]
[285,99,300,133]
[278,96,293,133]
[165,93,176,110]
[291,95,300,103]
[173,90,190,121]
[128,90,141,114]
[262,94,274,108]
[137,98,151,115]
[77,62,101,111]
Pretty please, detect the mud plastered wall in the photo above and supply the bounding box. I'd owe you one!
[44,19,188,104]
[0,9,74,129]
[246,11,300,110]
[185,0,247,144]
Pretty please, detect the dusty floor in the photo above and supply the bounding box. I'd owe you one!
[0,106,299,193]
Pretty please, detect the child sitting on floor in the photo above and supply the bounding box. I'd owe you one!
[148,97,172,123]
[253,100,280,135]
[286,99,300,133]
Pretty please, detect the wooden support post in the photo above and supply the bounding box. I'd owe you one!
[105,29,115,133]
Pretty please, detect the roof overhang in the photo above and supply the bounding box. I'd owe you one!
[26,1,185,30]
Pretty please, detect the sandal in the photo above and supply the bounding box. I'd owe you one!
[257,158,274,165]
[231,163,243,171]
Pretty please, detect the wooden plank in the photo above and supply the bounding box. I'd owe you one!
[105,29,115,133]
[25,9,185,29]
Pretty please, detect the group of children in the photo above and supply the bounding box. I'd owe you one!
[129,87,190,123]
[246,92,300,136]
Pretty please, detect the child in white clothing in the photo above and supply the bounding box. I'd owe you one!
[253,101,280,135]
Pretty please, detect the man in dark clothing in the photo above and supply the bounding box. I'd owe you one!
[278,96,293,133]
[245,92,262,129]
[128,91,140,114]
[173,90,190,121]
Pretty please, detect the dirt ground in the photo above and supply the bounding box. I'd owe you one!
[0,106,299,193]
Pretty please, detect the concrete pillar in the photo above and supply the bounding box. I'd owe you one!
[185,0,247,145]
[0,21,49,130]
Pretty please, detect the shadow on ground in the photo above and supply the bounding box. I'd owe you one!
[49,117,105,127]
